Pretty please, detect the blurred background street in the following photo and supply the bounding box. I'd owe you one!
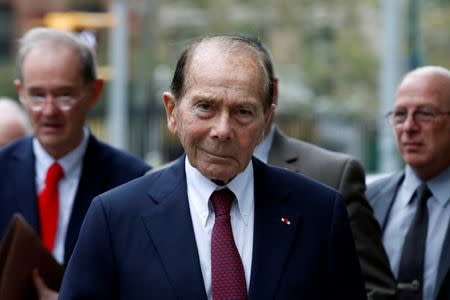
[0,0,449,173]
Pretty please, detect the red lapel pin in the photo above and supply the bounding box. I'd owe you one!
[281,217,291,225]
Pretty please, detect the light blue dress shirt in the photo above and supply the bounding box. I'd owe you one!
[383,165,450,300]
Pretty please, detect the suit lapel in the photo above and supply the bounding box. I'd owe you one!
[371,173,403,230]
[13,138,40,231]
[249,158,302,299]
[141,156,207,299]
[64,135,109,264]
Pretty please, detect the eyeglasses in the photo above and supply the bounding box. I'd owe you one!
[20,92,86,112]
[386,108,450,126]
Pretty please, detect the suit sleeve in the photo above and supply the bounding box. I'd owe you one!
[338,159,397,300]
[328,192,368,299]
[59,196,118,300]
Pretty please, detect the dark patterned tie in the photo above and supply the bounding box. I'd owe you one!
[211,188,247,300]
[38,162,64,251]
[397,183,432,300]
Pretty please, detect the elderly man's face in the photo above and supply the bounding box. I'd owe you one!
[164,43,273,183]
[393,72,450,180]
[16,45,103,159]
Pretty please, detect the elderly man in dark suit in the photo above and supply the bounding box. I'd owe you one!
[60,34,367,299]
[252,39,397,300]
[0,27,150,299]
[367,66,450,300]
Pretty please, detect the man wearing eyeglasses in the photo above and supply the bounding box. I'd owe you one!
[367,66,450,300]
[0,27,151,299]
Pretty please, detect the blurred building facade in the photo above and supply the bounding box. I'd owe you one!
[1,0,449,170]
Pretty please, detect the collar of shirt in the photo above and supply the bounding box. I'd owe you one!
[400,166,424,208]
[402,165,450,208]
[426,165,450,207]
[185,156,254,227]
[33,127,90,193]
[253,124,275,164]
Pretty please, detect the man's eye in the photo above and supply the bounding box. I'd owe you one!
[394,111,407,117]
[56,96,74,103]
[29,95,45,101]
[238,109,252,116]
[29,92,45,97]
[417,110,434,117]
[197,102,212,111]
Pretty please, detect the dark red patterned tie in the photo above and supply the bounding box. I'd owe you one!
[211,188,247,300]
[38,162,64,251]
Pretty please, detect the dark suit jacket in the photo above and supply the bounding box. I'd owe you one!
[367,173,450,300]
[268,126,397,299]
[0,135,150,265]
[59,155,367,300]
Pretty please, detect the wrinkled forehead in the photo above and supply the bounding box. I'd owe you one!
[185,39,264,90]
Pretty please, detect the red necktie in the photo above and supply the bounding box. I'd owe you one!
[211,188,247,300]
[38,162,64,251]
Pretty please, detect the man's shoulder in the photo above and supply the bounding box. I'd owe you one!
[86,135,150,172]
[366,172,402,201]
[290,136,353,163]
[256,158,338,196]
[0,136,32,161]
[275,127,354,164]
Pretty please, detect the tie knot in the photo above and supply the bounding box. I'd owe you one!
[211,188,235,217]
[416,183,431,205]
[46,162,64,185]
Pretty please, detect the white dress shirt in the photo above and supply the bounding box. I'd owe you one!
[383,165,450,300]
[33,128,89,264]
[185,157,255,300]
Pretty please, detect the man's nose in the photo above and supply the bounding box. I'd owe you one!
[212,112,232,140]
[402,111,419,130]
[41,96,60,114]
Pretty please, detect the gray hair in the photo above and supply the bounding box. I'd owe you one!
[15,27,97,83]
[170,34,275,112]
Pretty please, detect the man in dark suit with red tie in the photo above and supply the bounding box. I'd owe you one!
[0,27,150,298]
[60,34,366,299]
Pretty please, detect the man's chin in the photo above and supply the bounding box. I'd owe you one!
[198,164,239,185]
[404,155,429,169]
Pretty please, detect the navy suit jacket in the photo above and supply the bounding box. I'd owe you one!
[0,135,150,265]
[60,156,367,299]
[367,173,450,300]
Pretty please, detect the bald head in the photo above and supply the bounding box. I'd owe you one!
[0,98,29,147]
[397,66,450,106]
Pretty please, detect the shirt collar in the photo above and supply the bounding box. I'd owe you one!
[403,165,450,207]
[185,157,254,226]
[426,165,450,207]
[253,124,275,164]
[33,127,90,181]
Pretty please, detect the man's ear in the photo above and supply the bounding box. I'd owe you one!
[163,92,177,134]
[273,77,279,106]
[14,79,26,106]
[87,79,104,108]
[261,77,279,138]
[14,79,22,92]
